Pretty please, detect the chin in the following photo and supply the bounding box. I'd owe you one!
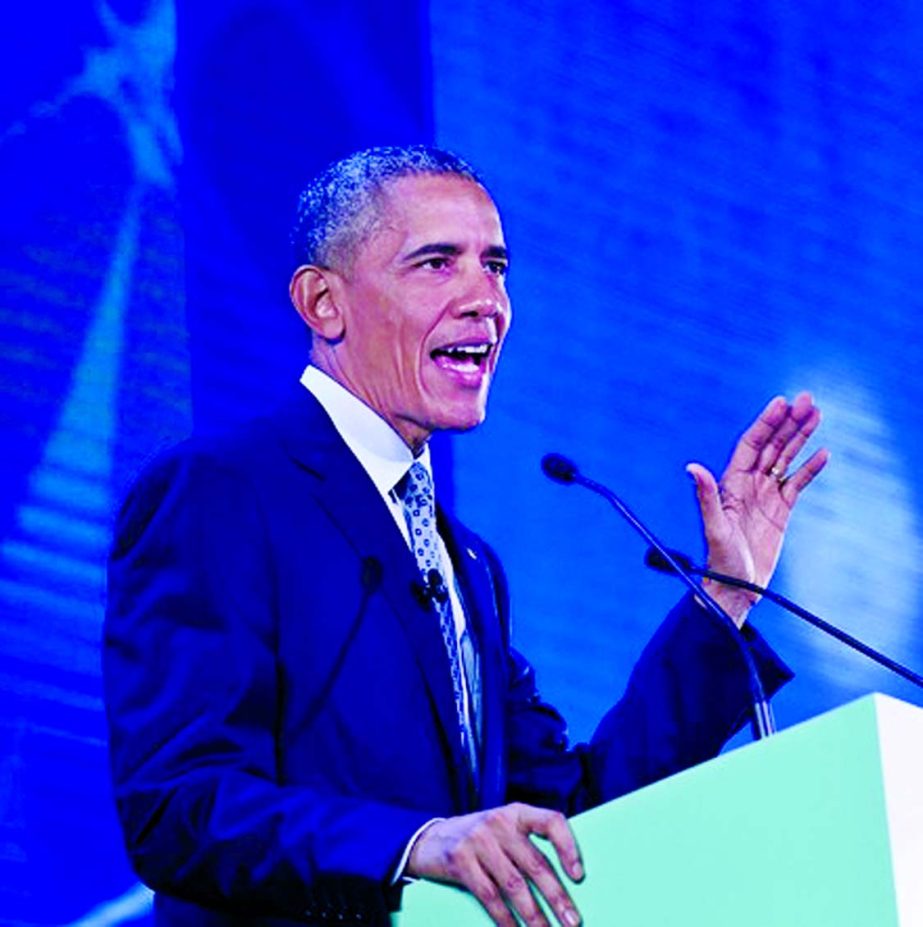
[438,407,488,434]
[419,386,492,436]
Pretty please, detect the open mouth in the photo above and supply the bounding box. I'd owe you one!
[430,341,494,371]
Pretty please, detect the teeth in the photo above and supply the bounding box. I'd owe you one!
[431,342,493,371]
[447,344,490,355]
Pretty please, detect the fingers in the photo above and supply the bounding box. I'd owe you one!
[727,395,789,473]
[462,851,534,927]
[439,849,519,927]
[770,410,821,478]
[780,447,830,503]
[407,804,583,927]
[685,463,722,527]
[755,393,821,477]
[484,805,582,927]
[517,803,584,882]
[498,820,578,927]
[729,392,824,481]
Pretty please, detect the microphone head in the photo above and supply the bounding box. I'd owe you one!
[426,568,449,603]
[541,453,579,484]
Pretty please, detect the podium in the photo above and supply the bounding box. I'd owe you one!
[395,694,922,926]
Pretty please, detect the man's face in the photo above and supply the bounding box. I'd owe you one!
[322,173,511,450]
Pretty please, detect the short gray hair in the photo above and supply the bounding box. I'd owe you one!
[291,144,483,269]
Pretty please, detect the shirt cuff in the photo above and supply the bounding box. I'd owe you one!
[391,817,446,885]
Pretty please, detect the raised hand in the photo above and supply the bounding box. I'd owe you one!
[406,802,584,927]
[685,392,829,624]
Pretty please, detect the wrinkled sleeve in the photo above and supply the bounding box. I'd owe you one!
[482,545,792,815]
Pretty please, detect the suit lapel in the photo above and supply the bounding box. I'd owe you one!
[269,388,472,808]
[439,511,508,809]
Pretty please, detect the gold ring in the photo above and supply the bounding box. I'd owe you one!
[769,465,785,481]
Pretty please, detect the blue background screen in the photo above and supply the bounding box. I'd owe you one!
[2,1,922,922]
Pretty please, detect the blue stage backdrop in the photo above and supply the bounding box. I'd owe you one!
[2,1,922,924]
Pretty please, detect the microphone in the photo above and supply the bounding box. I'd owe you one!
[412,569,449,607]
[646,546,923,691]
[542,453,776,739]
[542,453,578,485]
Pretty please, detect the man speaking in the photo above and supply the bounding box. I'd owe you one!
[104,145,827,927]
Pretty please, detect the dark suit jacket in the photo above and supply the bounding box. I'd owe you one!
[104,387,790,926]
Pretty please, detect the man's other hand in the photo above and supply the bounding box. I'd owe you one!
[686,391,828,625]
[405,802,584,927]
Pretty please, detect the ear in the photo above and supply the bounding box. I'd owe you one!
[289,265,346,343]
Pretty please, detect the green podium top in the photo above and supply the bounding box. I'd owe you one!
[396,694,922,926]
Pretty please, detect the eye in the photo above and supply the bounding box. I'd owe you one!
[485,259,509,277]
[418,256,450,270]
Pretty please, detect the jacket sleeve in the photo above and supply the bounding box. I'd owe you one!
[483,545,792,815]
[104,445,430,921]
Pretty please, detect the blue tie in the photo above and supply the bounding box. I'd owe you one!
[397,462,479,778]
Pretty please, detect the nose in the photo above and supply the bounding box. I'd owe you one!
[453,268,509,320]
[456,294,502,319]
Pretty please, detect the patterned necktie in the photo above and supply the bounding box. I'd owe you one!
[397,462,479,779]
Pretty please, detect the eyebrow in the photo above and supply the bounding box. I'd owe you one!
[484,245,510,262]
[402,242,510,263]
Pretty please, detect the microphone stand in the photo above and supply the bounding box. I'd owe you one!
[646,547,923,691]
[543,454,775,739]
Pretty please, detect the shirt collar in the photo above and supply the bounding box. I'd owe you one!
[300,365,433,497]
